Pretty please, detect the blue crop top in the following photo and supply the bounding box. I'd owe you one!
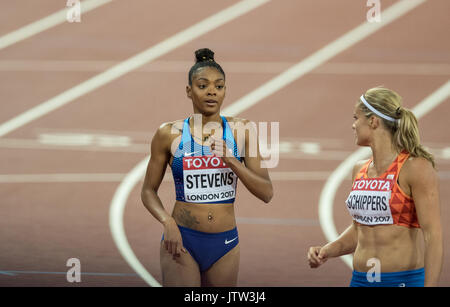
[171,116,241,204]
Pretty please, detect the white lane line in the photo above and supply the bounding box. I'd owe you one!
[0,137,352,158]
[2,171,450,183]
[2,60,449,75]
[0,270,138,277]
[110,0,427,287]
[2,170,449,183]
[319,80,450,269]
[0,171,334,183]
[0,0,112,51]
[0,0,270,138]
[3,137,450,162]
[4,136,450,162]
[107,0,271,288]
[109,157,159,287]
[411,81,450,118]
[0,173,126,183]
[222,0,427,116]
[0,138,148,153]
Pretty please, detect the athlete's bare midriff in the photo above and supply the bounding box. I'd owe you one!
[172,201,236,233]
[353,223,424,272]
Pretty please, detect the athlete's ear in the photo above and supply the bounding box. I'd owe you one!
[369,115,379,129]
[186,85,192,99]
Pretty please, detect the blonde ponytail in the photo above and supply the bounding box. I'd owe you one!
[394,107,435,168]
[358,86,435,168]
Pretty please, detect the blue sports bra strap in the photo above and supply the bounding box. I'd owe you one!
[179,117,194,153]
[221,116,241,160]
[182,117,203,154]
[221,116,227,140]
[181,118,191,144]
[222,115,235,141]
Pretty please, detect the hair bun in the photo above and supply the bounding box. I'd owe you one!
[195,48,215,63]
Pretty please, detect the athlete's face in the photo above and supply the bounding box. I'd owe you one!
[187,67,225,116]
[352,105,372,146]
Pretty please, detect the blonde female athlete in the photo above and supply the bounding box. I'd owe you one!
[141,48,273,287]
[308,87,443,287]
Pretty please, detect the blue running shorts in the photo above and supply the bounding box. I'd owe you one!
[162,225,239,272]
[350,267,425,287]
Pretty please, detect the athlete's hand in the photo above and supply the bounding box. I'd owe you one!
[307,246,329,268]
[209,136,235,164]
[163,218,187,259]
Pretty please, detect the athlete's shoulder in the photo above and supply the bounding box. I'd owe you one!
[152,120,184,148]
[397,156,439,197]
[155,120,184,136]
[403,155,433,167]
[402,155,437,179]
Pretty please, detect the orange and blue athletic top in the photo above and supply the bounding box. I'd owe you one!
[345,151,420,228]
[171,116,241,204]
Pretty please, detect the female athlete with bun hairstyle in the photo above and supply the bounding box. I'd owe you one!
[308,87,443,287]
[141,48,273,286]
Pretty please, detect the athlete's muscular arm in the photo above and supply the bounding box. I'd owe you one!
[141,123,186,257]
[308,222,358,268]
[210,118,273,203]
[308,160,366,268]
[141,123,172,224]
[404,158,442,287]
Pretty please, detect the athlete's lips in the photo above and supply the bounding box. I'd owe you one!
[205,99,218,106]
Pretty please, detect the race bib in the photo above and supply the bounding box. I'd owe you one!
[345,178,394,225]
[183,155,237,203]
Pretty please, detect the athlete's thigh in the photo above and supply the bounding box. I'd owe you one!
[160,242,201,287]
[201,244,240,287]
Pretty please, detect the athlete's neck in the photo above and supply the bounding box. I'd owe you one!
[192,112,222,125]
[370,141,398,175]
[189,113,223,142]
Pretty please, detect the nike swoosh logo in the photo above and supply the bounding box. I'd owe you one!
[184,151,199,157]
[225,237,238,245]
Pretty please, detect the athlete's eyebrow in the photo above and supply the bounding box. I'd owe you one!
[196,77,224,82]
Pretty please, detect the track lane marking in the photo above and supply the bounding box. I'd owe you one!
[0,270,138,277]
[2,169,450,183]
[222,0,428,116]
[0,0,112,51]
[0,171,332,183]
[1,60,449,75]
[0,0,270,138]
